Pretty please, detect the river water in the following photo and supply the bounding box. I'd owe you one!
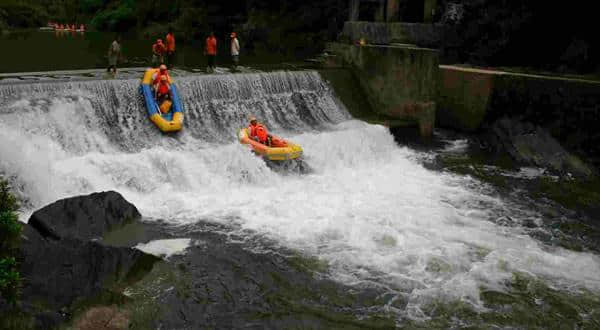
[0,71,599,326]
[0,29,315,74]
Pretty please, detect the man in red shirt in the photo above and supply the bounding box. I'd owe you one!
[152,39,166,68]
[165,27,176,68]
[204,32,217,73]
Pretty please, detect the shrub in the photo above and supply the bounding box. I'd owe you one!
[0,179,21,305]
[91,0,137,32]
[0,257,20,304]
[0,1,48,28]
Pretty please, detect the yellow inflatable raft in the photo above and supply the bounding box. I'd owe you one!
[140,69,184,133]
[239,128,303,161]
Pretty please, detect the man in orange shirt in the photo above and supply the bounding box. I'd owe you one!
[165,27,176,68]
[204,32,217,73]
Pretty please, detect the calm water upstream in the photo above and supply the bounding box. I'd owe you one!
[0,29,317,73]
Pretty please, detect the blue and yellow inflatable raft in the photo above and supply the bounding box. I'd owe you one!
[140,68,184,132]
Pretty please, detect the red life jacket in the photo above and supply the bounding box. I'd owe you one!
[157,82,170,96]
[249,123,268,143]
[153,42,166,55]
[153,72,169,86]
[256,126,268,143]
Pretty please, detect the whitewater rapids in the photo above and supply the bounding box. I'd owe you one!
[0,71,598,319]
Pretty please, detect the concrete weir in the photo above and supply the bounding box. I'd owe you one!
[326,42,439,136]
[437,65,600,161]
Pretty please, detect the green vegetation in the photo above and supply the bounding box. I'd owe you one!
[0,179,21,305]
[0,0,347,57]
[0,1,47,30]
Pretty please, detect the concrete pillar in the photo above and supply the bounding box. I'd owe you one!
[349,0,360,21]
[424,0,437,23]
[386,0,400,22]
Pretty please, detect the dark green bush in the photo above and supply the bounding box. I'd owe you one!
[91,0,137,32]
[0,257,20,304]
[0,1,48,28]
[0,179,21,305]
[81,0,105,14]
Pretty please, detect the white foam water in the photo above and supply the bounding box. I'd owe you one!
[1,71,599,318]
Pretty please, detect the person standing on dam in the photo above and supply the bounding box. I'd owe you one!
[165,27,176,69]
[107,35,121,76]
[152,39,166,68]
[205,32,218,73]
[230,32,240,71]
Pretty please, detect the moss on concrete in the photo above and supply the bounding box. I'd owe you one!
[437,66,497,131]
[437,65,600,167]
[325,43,439,135]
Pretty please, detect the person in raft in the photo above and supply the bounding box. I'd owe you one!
[151,65,171,111]
[248,116,272,147]
[152,39,166,68]
[155,75,171,112]
[152,64,169,86]
[205,32,217,73]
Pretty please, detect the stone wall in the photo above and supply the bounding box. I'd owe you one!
[437,66,500,131]
[326,42,439,136]
[340,21,442,48]
[437,65,600,163]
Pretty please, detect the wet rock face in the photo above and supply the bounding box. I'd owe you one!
[127,224,395,329]
[19,224,157,309]
[481,118,595,178]
[7,192,157,329]
[28,191,141,241]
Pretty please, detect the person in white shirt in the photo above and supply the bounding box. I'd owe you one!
[107,35,121,76]
[230,32,240,71]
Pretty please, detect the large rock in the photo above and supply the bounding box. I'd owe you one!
[5,192,157,329]
[482,118,595,178]
[19,224,157,309]
[28,191,141,241]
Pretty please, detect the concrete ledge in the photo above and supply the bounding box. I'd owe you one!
[341,21,443,48]
[437,65,600,160]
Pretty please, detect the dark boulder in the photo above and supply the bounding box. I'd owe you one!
[28,191,141,241]
[19,223,158,309]
[480,118,595,178]
[6,192,157,329]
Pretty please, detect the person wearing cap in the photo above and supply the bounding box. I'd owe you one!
[230,32,240,71]
[204,32,218,73]
[165,27,176,68]
[152,39,166,68]
[248,117,272,146]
